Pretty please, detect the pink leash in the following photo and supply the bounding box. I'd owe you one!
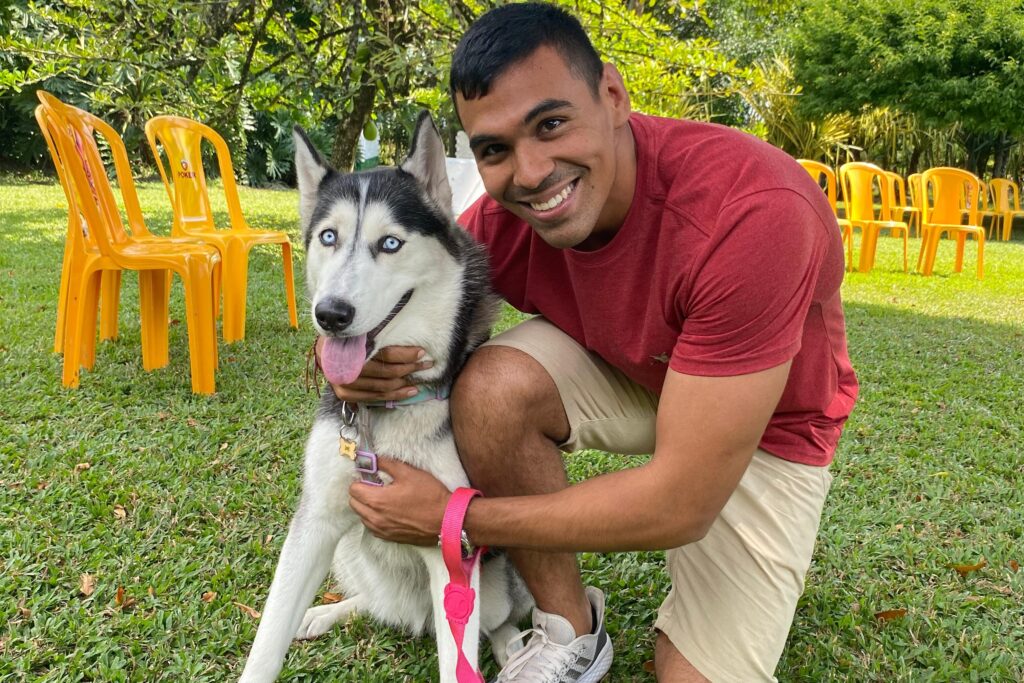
[440,487,486,683]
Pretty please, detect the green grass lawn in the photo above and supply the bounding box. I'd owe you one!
[2,178,1022,681]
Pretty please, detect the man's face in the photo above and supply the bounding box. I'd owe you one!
[456,45,634,250]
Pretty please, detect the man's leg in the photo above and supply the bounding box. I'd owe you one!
[653,450,833,682]
[451,343,592,635]
[655,631,709,683]
[451,317,659,640]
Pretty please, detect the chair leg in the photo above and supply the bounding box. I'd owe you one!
[99,270,121,341]
[976,234,985,279]
[281,241,298,329]
[54,239,76,354]
[181,260,218,395]
[79,270,102,371]
[221,239,249,344]
[901,230,908,272]
[953,233,966,273]
[138,269,171,370]
[62,270,101,388]
[858,226,878,273]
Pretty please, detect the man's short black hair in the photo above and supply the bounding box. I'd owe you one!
[450,3,603,103]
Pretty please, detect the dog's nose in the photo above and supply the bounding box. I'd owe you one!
[314,298,356,332]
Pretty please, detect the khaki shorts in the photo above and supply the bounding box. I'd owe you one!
[483,317,834,682]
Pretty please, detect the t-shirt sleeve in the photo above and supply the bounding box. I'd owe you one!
[457,196,488,243]
[670,188,829,377]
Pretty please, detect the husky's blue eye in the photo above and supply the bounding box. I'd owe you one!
[378,235,404,254]
[319,229,338,247]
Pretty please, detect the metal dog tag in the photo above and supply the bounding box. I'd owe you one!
[339,437,358,460]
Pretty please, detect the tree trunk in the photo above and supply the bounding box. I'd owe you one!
[993,132,1013,179]
[331,73,377,172]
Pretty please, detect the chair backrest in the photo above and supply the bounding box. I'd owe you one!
[35,91,155,257]
[989,178,1020,212]
[907,173,923,210]
[884,171,909,207]
[145,116,247,234]
[34,104,95,258]
[797,159,840,216]
[921,167,980,226]
[839,162,891,222]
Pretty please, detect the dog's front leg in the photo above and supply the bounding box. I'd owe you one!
[239,504,344,683]
[240,425,350,683]
[423,547,481,682]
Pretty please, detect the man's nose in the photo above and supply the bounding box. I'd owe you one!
[512,142,555,191]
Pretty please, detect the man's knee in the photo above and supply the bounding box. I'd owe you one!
[452,344,567,439]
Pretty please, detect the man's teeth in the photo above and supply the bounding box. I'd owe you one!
[530,182,575,211]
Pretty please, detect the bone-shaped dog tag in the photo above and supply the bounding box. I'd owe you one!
[339,437,358,460]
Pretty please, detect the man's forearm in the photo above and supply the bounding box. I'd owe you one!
[462,460,713,553]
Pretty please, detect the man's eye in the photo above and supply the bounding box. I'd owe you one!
[540,118,564,133]
[481,143,506,158]
[378,235,404,254]
[319,228,338,247]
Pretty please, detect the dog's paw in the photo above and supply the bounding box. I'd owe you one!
[294,604,342,640]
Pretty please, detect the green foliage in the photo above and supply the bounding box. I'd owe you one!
[1,0,751,178]
[791,0,1024,136]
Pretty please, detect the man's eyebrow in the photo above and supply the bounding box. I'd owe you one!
[523,99,573,125]
[468,99,575,152]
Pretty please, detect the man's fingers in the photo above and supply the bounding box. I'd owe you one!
[331,384,420,403]
[361,357,430,380]
[374,346,426,364]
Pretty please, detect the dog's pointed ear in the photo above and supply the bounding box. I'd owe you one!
[400,111,453,220]
[293,125,330,232]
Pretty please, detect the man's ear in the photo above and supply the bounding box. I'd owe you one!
[601,63,632,128]
[293,126,330,232]
[400,111,454,219]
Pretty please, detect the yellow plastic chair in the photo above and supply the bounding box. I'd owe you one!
[918,167,985,279]
[884,171,921,238]
[145,116,298,343]
[796,159,853,271]
[37,104,116,355]
[988,178,1024,241]
[839,162,909,273]
[970,181,1000,240]
[36,91,222,393]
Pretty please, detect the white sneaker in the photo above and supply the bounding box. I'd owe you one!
[493,586,613,682]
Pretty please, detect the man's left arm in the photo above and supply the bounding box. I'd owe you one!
[349,360,789,553]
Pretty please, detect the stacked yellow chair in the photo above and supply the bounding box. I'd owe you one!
[918,167,985,279]
[839,162,909,273]
[796,159,854,271]
[145,116,298,343]
[988,178,1024,241]
[884,171,921,238]
[36,91,222,393]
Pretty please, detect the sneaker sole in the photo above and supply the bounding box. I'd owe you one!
[577,640,613,683]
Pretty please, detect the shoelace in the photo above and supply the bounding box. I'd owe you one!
[499,628,576,680]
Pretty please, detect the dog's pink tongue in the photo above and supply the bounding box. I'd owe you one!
[320,335,368,386]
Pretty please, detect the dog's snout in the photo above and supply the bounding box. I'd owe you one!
[314,298,356,332]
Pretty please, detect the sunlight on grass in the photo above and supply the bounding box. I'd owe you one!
[1,180,1021,681]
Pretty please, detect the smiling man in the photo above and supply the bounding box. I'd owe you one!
[341,3,858,682]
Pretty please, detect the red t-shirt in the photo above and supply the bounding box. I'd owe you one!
[459,113,858,467]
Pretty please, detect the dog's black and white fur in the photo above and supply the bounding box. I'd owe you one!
[238,113,531,682]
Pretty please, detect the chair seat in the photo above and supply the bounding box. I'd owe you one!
[182,226,291,245]
[922,222,984,233]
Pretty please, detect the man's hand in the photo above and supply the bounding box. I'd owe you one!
[315,338,432,403]
[348,458,452,546]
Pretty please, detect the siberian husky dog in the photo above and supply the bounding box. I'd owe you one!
[238,112,531,682]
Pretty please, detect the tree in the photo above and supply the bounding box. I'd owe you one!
[791,0,1024,176]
